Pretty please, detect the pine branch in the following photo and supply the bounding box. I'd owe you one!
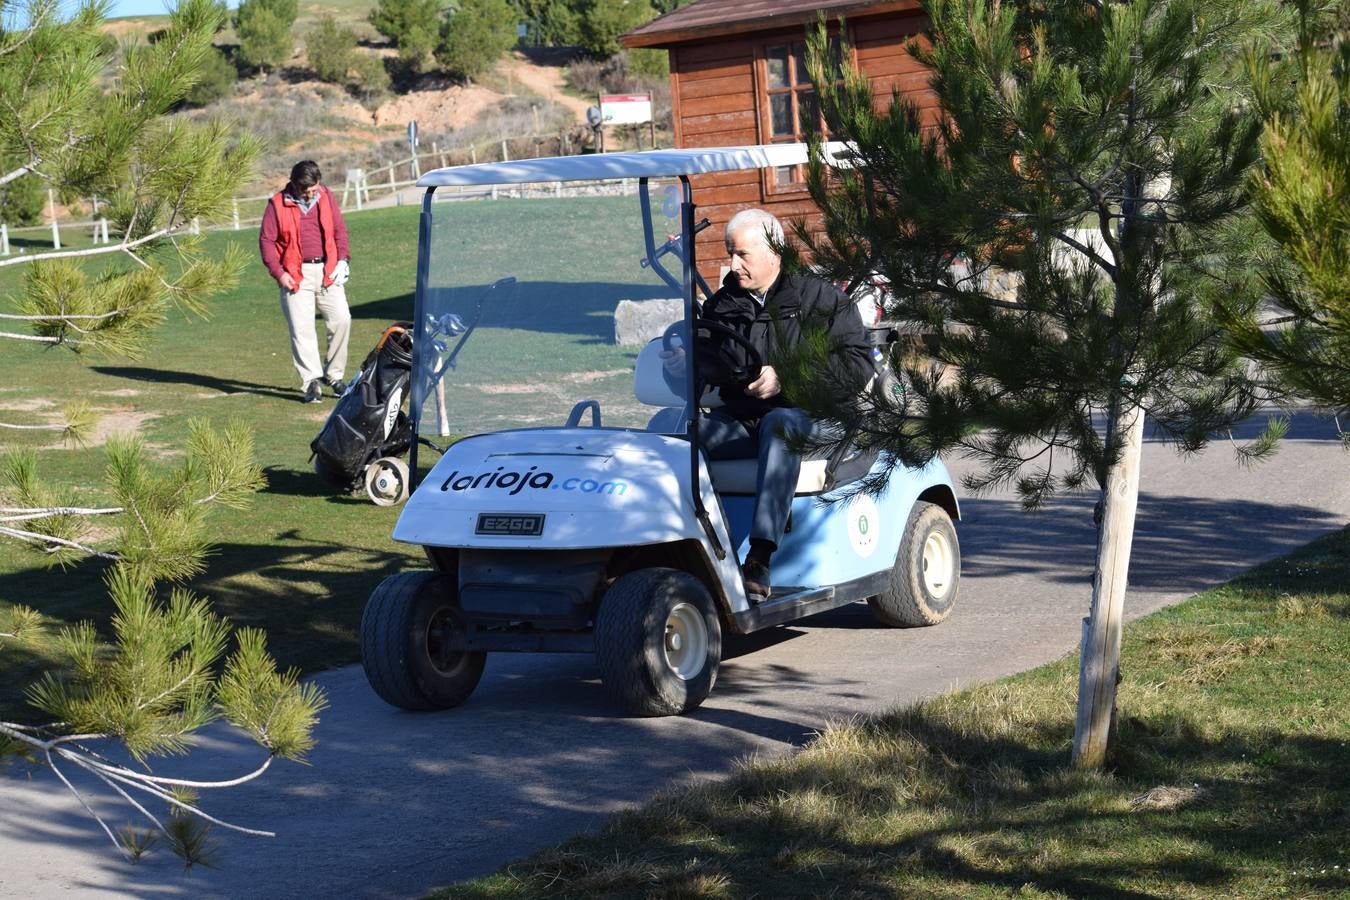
[0,225,180,270]
[0,524,118,558]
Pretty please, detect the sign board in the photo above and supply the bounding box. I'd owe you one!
[599,94,653,126]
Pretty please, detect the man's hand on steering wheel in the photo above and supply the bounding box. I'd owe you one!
[661,318,763,389]
[744,365,780,399]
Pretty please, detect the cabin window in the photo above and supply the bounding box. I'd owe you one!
[758,37,845,190]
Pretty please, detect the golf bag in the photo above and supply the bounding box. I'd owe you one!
[311,322,414,490]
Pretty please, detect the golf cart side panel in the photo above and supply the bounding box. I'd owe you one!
[392,428,736,555]
[718,456,958,590]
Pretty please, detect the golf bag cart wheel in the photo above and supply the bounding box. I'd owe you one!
[868,501,960,627]
[365,456,411,506]
[595,568,722,717]
[361,572,486,710]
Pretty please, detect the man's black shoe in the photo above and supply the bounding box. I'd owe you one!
[742,559,771,605]
[325,376,347,396]
[302,380,323,403]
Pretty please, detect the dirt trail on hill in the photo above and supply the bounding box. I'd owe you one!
[503,51,591,122]
[371,52,589,132]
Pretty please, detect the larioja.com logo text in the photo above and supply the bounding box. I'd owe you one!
[440,465,628,497]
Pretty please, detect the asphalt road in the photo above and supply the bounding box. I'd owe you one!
[2,411,1347,899]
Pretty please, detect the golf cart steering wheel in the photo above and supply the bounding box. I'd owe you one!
[662,318,763,388]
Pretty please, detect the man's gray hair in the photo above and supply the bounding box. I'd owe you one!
[725,208,784,252]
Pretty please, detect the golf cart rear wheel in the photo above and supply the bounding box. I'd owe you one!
[868,501,960,627]
[361,572,486,710]
[595,568,721,717]
[365,456,410,506]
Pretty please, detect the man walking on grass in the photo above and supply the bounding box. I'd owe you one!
[259,160,353,403]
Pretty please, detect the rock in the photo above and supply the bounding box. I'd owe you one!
[614,298,683,346]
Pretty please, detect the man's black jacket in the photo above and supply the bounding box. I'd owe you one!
[699,269,873,423]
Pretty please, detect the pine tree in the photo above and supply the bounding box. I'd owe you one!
[370,0,444,70]
[577,0,657,59]
[0,0,324,861]
[793,0,1289,767]
[436,0,518,82]
[307,14,358,84]
[235,0,298,73]
[1218,0,1350,420]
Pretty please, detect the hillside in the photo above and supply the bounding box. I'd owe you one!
[99,10,671,197]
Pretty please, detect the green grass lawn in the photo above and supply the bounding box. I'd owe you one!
[0,195,667,721]
[436,528,1350,899]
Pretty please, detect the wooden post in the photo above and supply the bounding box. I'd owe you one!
[232,198,240,230]
[470,144,477,164]
[1073,400,1145,767]
[99,217,108,243]
[48,189,60,250]
[1,223,9,256]
[500,139,509,162]
[435,141,446,168]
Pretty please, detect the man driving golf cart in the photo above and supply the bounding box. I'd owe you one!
[360,143,961,718]
[661,208,873,602]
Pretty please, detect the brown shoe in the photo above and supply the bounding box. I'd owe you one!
[742,559,770,604]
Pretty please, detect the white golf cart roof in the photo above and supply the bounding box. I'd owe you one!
[415,141,850,188]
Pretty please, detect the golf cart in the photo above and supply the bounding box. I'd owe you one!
[360,143,961,716]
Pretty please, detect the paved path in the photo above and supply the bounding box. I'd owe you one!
[2,412,1347,899]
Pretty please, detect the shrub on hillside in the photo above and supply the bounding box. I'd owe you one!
[565,51,671,133]
[514,0,581,46]
[577,0,656,59]
[436,0,517,82]
[235,0,297,72]
[184,45,239,106]
[628,47,667,78]
[369,0,441,71]
[307,16,357,84]
[349,53,392,107]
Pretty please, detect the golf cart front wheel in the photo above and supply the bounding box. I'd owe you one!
[361,572,486,710]
[365,456,410,506]
[868,501,960,627]
[595,568,721,716]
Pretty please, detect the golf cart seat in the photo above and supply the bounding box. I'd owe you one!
[632,338,875,495]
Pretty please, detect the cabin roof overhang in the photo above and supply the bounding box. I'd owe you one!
[622,0,923,49]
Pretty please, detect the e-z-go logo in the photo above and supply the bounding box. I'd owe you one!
[440,465,628,497]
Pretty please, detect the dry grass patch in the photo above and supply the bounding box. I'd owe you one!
[437,527,1350,899]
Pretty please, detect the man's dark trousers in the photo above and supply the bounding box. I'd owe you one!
[700,407,819,548]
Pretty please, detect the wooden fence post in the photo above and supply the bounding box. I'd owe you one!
[232,199,240,230]
[99,217,109,243]
[1,224,8,256]
[501,140,509,162]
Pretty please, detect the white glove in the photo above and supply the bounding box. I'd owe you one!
[331,259,350,286]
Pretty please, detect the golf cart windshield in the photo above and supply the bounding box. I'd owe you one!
[407,144,852,457]
[409,176,692,442]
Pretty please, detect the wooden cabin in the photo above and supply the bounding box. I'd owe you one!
[623,0,938,287]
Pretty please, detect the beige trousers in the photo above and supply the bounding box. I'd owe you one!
[280,262,351,385]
